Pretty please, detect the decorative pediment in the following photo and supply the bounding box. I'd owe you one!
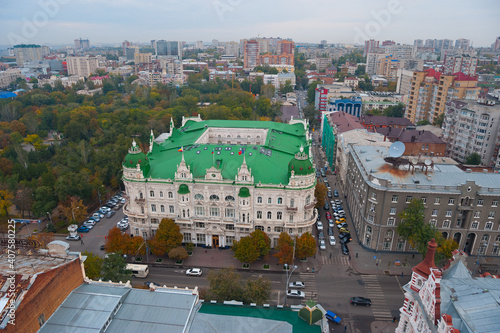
[205,166,223,181]
[175,153,193,180]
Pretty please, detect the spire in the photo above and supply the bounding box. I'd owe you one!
[170,117,174,131]
[149,129,154,153]
[412,238,438,278]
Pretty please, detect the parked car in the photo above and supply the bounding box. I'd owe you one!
[328,227,334,236]
[325,310,342,324]
[93,212,104,219]
[328,219,334,228]
[327,191,332,198]
[329,235,336,246]
[100,206,111,213]
[319,239,326,250]
[144,281,161,287]
[66,235,81,241]
[324,203,329,210]
[82,223,94,230]
[288,281,305,289]
[186,268,203,276]
[77,226,90,233]
[341,243,350,255]
[88,216,100,223]
[339,227,350,234]
[335,199,342,205]
[334,190,339,197]
[350,296,371,306]
[286,290,305,299]
[339,233,352,244]
[106,211,115,218]
[316,221,323,231]
[325,212,331,219]
[105,253,127,259]
[337,222,348,229]
[100,244,106,251]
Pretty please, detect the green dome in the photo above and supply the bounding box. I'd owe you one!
[288,148,314,177]
[178,184,190,194]
[123,140,149,170]
[238,187,250,197]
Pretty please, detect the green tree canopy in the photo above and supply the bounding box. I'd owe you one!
[82,251,103,280]
[465,152,481,165]
[101,253,129,282]
[149,218,183,256]
[397,198,436,255]
[233,235,260,264]
[206,268,244,303]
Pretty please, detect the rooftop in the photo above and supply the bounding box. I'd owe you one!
[327,112,365,133]
[374,128,445,144]
[361,115,414,127]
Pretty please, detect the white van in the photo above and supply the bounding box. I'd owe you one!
[126,264,149,278]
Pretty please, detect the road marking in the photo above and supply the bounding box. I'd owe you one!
[361,275,395,321]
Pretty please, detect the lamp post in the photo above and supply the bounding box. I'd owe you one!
[46,211,52,224]
[97,185,104,206]
[72,206,80,221]
[284,263,297,306]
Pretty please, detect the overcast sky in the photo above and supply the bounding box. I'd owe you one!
[0,0,498,48]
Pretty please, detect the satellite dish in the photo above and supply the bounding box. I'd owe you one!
[388,141,405,158]
[424,159,432,166]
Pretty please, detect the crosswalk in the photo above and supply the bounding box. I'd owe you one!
[299,272,319,302]
[361,275,393,321]
[321,254,350,266]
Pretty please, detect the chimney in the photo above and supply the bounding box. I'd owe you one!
[412,238,438,279]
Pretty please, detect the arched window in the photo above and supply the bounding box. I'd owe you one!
[267,226,271,232]
[150,190,155,197]
[160,205,165,212]
[290,199,295,208]
[182,210,186,218]
[268,197,272,204]
[195,194,204,201]
[187,209,190,217]
[267,211,272,219]
[277,212,282,220]
[225,195,235,202]
[168,192,173,198]
[139,192,143,199]
[278,197,283,204]
[159,191,163,198]
[257,211,262,219]
[151,204,156,212]
[257,197,262,204]
[141,206,144,214]
[242,214,246,222]
[210,194,220,201]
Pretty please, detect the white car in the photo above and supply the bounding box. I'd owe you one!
[328,219,334,228]
[286,289,305,299]
[288,281,305,289]
[66,235,81,241]
[320,239,326,250]
[186,268,203,276]
[85,220,96,226]
[93,212,104,219]
[329,235,336,246]
[317,221,323,231]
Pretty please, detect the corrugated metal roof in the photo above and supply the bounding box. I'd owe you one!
[39,283,199,333]
[191,313,293,333]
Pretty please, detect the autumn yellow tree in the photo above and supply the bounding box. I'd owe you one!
[314,182,327,209]
[295,232,317,259]
[148,218,183,256]
[58,197,87,223]
[274,232,295,265]
[0,189,14,217]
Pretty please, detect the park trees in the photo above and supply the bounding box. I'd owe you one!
[82,251,103,280]
[295,232,317,259]
[148,218,183,256]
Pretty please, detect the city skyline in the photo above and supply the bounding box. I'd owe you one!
[0,0,498,48]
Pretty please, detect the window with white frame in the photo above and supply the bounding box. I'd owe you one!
[289,215,293,223]
[388,217,395,226]
[257,211,262,219]
[477,199,484,206]
[446,210,452,217]
[159,191,163,198]
[368,215,374,223]
[210,207,219,217]
[421,197,427,204]
[486,222,493,230]
[195,206,204,216]
[277,212,282,220]
[431,209,438,216]
[435,197,441,204]
[406,196,412,203]
[268,197,272,204]
[474,211,480,218]
[160,205,165,213]
[371,192,377,200]
[267,211,272,219]
[195,222,205,228]
[225,208,235,218]
[390,207,396,215]
[196,233,206,244]
[151,204,156,212]
[448,198,455,204]
[255,226,264,231]
[169,205,174,213]
[226,236,235,246]
[429,219,437,227]
[183,233,191,242]
[168,192,173,198]
[290,199,295,208]
[150,190,155,197]
[471,221,479,229]
[257,197,263,204]
[391,195,398,203]
[370,203,375,212]
[488,211,495,218]
[443,220,451,228]
[492,200,498,207]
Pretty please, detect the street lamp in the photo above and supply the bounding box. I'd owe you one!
[97,185,104,206]
[72,206,80,221]
[284,263,298,306]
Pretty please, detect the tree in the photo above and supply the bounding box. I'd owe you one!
[436,238,459,261]
[417,120,431,126]
[58,197,87,223]
[397,198,437,255]
[295,232,317,258]
[250,229,271,258]
[433,113,444,127]
[233,236,260,264]
[168,246,189,260]
[260,84,275,100]
[315,182,327,209]
[105,227,130,253]
[82,251,103,280]
[274,232,294,265]
[280,80,293,94]
[0,188,14,216]
[465,152,481,165]
[243,277,271,305]
[149,218,183,256]
[101,253,129,282]
[383,103,405,117]
[206,268,244,302]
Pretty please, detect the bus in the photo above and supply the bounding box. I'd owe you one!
[126,264,149,278]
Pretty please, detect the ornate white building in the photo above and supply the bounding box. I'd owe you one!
[122,117,317,247]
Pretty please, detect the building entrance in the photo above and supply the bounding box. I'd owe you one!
[212,235,219,248]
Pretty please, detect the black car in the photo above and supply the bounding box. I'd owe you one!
[325,182,330,188]
[341,243,349,255]
[350,297,371,306]
[339,234,352,245]
[334,190,339,197]
[324,203,329,210]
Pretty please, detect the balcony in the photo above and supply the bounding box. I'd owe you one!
[135,197,145,204]
[286,206,298,212]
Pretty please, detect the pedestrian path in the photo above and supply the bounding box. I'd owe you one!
[361,275,393,321]
[321,254,350,266]
[299,272,319,302]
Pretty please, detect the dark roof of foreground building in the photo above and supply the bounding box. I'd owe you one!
[375,128,445,144]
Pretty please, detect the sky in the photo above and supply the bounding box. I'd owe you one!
[0,0,499,48]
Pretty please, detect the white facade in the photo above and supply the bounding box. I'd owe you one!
[67,56,99,78]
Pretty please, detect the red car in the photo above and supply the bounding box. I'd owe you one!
[326,212,332,219]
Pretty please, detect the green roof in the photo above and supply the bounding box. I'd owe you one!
[198,303,321,333]
[140,120,313,185]
[238,187,250,197]
[178,184,190,194]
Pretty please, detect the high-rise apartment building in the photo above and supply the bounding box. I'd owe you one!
[384,44,415,59]
[224,41,239,56]
[13,44,50,66]
[405,69,480,124]
[494,36,500,50]
[195,41,203,49]
[66,55,99,78]
[364,39,379,56]
[395,69,414,96]
[74,38,90,50]
[376,54,402,82]
[277,40,294,55]
[443,53,478,76]
[156,40,182,60]
[414,39,424,48]
[442,99,500,169]
[366,52,385,75]
[455,38,470,50]
[381,40,395,47]
[243,40,259,70]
